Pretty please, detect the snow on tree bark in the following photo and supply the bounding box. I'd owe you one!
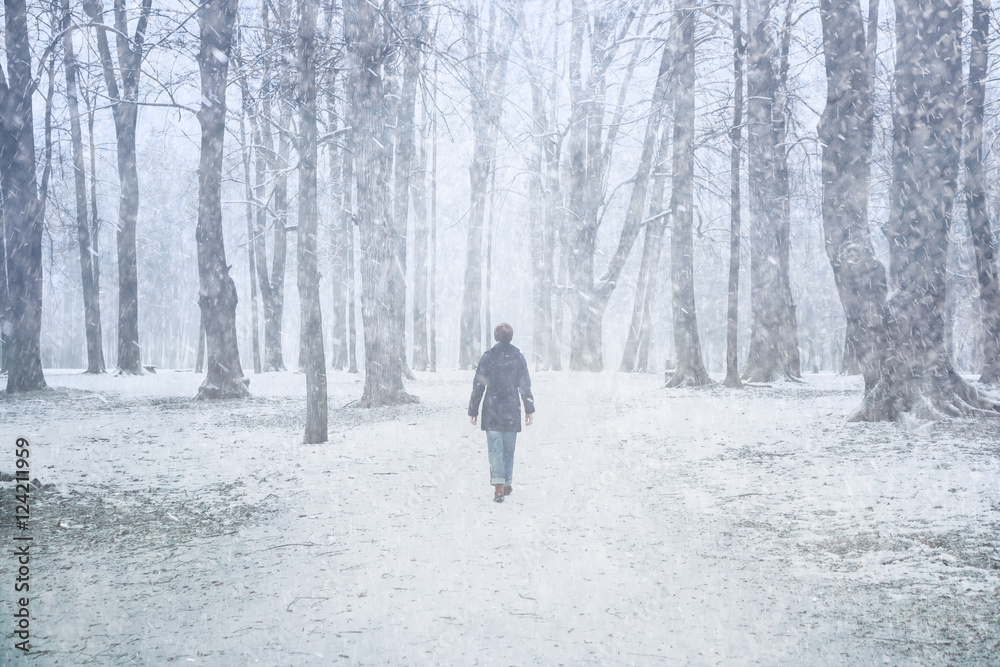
[195,0,248,401]
[962,0,1000,385]
[1,0,45,392]
[666,3,710,388]
[743,0,800,383]
[297,0,328,442]
[345,0,415,407]
[818,0,888,393]
[853,0,1000,420]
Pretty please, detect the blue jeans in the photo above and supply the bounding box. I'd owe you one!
[486,431,516,485]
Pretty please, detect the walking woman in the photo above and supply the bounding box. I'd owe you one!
[468,323,535,502]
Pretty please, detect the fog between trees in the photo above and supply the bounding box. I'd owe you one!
[3,0,1000,438]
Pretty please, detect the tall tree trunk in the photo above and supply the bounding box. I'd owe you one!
[298,0,327,441]
[564,1,644,371]
[411,87,431,371]
[773,0,801,377]
[428,54,439,373]
[346,0,415,406]
[666,3,710,388]
[239,112,261,375]
[459,2,513,369]
[743,0,798,382]
[1,0,45,392]
[86,88,105,370]
[325,69,349,372]
[853,0,998,420]
[519,8,552,370]
[61,0,105,374]
[82,0,152,375]
[343,147,359,375]
[195,0,247,400]
[251,2,289,372]
[818,0,888,393]
[725,0,745,388]
[394,3,427,379]
[963,0,1000,385]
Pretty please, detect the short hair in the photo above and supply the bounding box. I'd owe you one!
[494,322,513,344]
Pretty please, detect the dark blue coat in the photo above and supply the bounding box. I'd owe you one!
[468,343,535,432]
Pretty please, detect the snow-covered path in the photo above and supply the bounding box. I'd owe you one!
[2,370,999,665]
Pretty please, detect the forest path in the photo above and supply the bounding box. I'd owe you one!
[1,370,998,665]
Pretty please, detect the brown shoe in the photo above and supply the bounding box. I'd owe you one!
[493,484,505,503]
[504,485,512,496]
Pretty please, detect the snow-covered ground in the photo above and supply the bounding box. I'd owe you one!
[2,369,999,665]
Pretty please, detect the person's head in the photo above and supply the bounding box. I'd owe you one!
[494,322,513,345]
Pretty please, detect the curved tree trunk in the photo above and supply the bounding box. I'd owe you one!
[195,0,248,400]
[818,0,888,393]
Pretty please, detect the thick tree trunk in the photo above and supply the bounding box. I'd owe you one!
[853,0,998,420]
[298,0,327,442]
[195,315,205,373]
[195,0,248,400]
[61,0,105,374]
[963,0,1000,385]
[725,0,745,388]
[818,0,888,393]
[345,0,415,407]
[666,4,710,388]
[743,0,798,382]
[1,0,45,392]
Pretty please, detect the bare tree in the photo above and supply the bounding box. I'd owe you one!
[665,2,710,387]
[963,0,1000,385]
[724,0,745,388]
[345,0,415,406]
[853,0,999,420]
[1,0,45,392]
[82,0,153,375]
[818,0,888,392]
[743,0,799,382]
[517,5,561,371]
[297,0,327,441]
[411,27,433,372]
[458,0,514,369]
[60,0,106,374]
[195,0,248,400]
